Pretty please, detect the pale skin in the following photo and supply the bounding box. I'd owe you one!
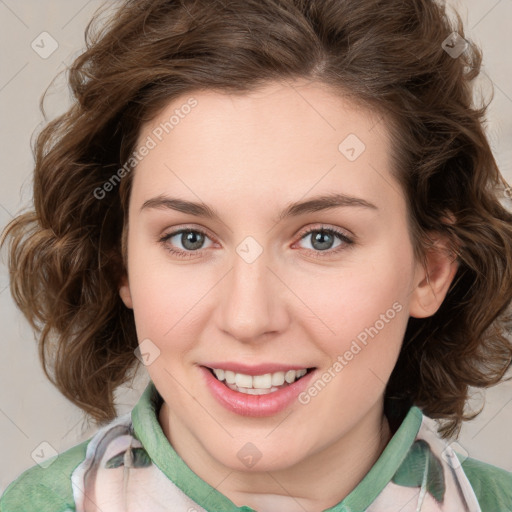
[119,79,458,512]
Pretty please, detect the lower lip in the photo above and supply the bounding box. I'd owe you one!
[200,366,317,417]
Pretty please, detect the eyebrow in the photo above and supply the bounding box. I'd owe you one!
[140,193,378,221]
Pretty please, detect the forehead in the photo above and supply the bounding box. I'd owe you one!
[139,80,385,152]
[130,80,403,219]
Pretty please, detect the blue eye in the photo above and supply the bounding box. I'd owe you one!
[295,226,354,258]
[160,229,214,258]
[159,225,354,259]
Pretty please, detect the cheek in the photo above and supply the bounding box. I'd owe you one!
[129,270,204,343]
[125,237,196,344]
[296,253,412,415]
[294,244,414,346]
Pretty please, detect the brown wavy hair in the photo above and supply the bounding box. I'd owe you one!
[2,0,512,438]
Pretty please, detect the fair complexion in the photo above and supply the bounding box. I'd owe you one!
[119,80,458,512]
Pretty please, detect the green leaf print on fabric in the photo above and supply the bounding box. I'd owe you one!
[392,439,446,503]
[105,447,152,468]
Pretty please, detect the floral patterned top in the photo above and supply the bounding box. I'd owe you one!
[1,380,511,511]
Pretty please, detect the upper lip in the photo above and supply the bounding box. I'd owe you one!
[201,362,315,375]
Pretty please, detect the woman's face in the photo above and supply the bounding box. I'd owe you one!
[120,80,448,473]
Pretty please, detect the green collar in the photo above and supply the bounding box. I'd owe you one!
[132,380,423,512]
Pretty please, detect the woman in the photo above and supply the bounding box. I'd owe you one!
[1,0,511,510]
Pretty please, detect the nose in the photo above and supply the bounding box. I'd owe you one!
[215,248,289,344]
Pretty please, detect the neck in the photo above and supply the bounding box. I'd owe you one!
[159,400,393,512]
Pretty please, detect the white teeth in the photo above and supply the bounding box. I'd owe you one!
[271,371,285,386]
[225,370,236,384]
[235,373,252,388]
[226,383,281,394]
[244,387,271,395]
[285,370,296,383]
[211,367,310,390]
[213,369,225,381]
[252,373,272,389]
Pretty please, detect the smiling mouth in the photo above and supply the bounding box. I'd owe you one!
[205,367,316,395]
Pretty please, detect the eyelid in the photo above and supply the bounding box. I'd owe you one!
[295,223,355,242]
[159,223,218,242]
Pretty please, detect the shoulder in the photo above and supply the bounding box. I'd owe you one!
[457,453,512,511]
[0,438,90,512]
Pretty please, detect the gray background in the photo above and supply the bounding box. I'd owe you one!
[1,0,511,492]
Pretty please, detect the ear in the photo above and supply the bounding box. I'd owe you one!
[119,274,133,309]
[409,233,459,318]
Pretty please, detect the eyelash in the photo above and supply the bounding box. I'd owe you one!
[159,225,354,260]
